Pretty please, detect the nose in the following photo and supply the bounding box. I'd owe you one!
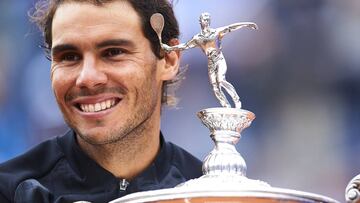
[76,54,108,89]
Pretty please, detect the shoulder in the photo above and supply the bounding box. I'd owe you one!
[193,34,202,41]
[0,135,65,201]
[166,142,203,179]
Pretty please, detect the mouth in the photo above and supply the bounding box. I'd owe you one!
[75,98,121,113]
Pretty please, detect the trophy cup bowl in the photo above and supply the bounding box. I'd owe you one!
[110,188,339,203]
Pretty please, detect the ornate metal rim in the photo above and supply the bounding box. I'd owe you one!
[346,174,360,203]
[197,107,255,119]
[110,187,340,203]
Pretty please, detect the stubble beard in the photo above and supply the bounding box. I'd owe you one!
[75,91,158,147]
[78,111,153,147]
[60,65,160,147]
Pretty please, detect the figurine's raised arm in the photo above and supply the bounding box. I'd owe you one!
[218,22,258,39]
[150,13,198,53]
[161,38,197,53]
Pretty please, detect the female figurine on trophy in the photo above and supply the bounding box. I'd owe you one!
[151,12,257,109]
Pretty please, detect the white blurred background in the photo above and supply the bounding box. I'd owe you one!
[0,0,359,201]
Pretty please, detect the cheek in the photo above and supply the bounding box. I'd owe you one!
[141,64,162,97]
[121,63,159,96]
[114,60,158,85]
[51,68,74,103]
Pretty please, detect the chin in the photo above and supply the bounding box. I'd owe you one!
[72,124,114,145]
[64,115,113,144]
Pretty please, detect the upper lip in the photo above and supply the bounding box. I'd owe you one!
[70,94,123,105]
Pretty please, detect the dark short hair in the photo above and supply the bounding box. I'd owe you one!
[30,0,183,106]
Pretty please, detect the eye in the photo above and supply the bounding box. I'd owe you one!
[62,53,81,61]
[102,48,124,58]
[53,52,81,63]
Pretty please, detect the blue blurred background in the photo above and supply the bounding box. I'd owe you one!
[0,0,359,201]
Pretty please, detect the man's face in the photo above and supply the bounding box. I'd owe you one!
[200,13,210,29]
[51,1,172,145]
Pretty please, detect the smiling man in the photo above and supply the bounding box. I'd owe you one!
[0,0,202,202]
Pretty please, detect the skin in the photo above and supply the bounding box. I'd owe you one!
[51,1,180,179]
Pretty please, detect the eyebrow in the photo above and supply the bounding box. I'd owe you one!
[96,39,136,49]
[51,39,136,56]
[51,44,78,57]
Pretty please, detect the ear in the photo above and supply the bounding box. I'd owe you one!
[160,38,181,81]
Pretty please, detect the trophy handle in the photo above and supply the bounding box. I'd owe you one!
[346,174,360,203]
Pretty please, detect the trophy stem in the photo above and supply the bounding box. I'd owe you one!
[203,131,246,176]
[171,107,269,190]
[197,108,255,178]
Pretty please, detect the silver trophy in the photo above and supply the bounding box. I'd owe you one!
[151,11,259,181]
[111,12,344,203]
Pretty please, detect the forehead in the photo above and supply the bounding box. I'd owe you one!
[51,1,144,47]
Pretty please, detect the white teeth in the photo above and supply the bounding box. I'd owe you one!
[89,104,95,112]
[101,101,106,110]
[106,100,111,108]
[79,98,117,113]
[95,103,101,112]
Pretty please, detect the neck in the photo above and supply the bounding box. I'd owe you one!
[77,111,161,180]
[201,27,210,34]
